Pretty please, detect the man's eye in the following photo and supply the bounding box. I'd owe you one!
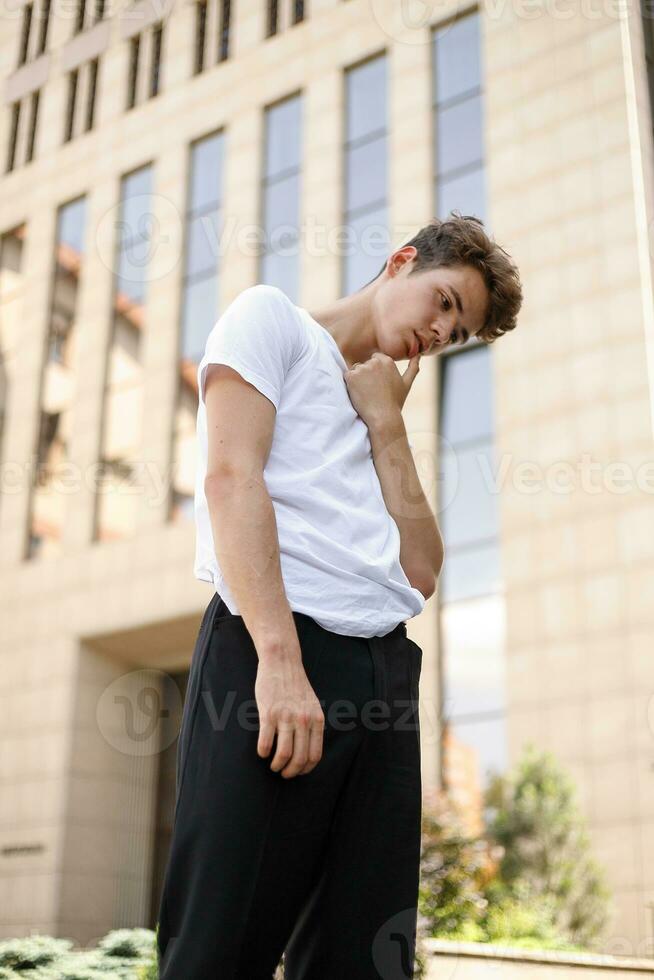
[441,294,451,311]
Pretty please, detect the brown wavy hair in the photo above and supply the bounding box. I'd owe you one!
[366,211,523,344]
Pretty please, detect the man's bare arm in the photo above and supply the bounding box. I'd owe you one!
[204,468,297,656]
[366,408,444,599]
[203,363,324,778]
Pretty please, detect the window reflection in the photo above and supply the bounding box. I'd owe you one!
[27,200,86,559]
[94,165,153,541]
[343,55,389,295]
[439,346,507,827]
[170,132,225,522]
[432,12,487,229]
[433,18,505,830]
[259,95,302,302]
[433,13,481,104]
[0,225,26,533]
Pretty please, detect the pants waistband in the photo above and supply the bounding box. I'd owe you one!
[211,592,408,644]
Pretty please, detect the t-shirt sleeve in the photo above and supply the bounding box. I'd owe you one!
[198,285,304,411]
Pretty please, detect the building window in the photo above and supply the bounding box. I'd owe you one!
[291,0,305,24]
[169,131,225,522]
[6,102,21,172]
[94,165,154,542]
[194,0,231,74]
[85,58,99,131]
[26,198,87,560]
[432,9,504,834]
[0,225,27,530]
[16,0,50,64]
[74,0,106,34]
[18,3,33,66]
[259,94,302,301]
[218,0,231,61]
[126,23,164,109]
[64,69,79,142]
[342,54,389,295]
[64,59,100,143]
[25,90,40,161]
[438,345,506,834]
[266,0,278,36]
[432,11,486,225]
[127,35,140,108]
[6,90,43,171]
[194,0,207,73]
[150,23,163,97]
[37,0,51,53]
[75,0,86,31]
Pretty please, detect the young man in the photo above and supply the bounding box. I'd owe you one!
[156,213,523,979]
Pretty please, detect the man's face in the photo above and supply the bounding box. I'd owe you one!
[373,250,490,360]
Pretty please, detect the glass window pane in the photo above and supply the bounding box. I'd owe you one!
[263,172,300,243]
[120,166,153,238]
[436,94,483,175]
[57,197,86,253]
[342,205,390,295]
[433,13,481,105]
[181,274,218,361]
[445,714,507,791]
[261,247,299,302]
[346,56,387,142]
[116,233,151,303]
[442,594,507,717]
[440,442,499,548]
[123,164,152,201]
[189,133,224,212]
[185,210,220,279]
[440,541,500,603]
[265,96,302,177]
[440,345,493,444]
[437,167,486,226]
[346,135,387,213]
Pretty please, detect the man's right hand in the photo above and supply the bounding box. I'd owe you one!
[255,653,325,779]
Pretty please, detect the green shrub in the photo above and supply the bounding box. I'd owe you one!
[0,936,74,972]
[0,930,157,979]
[418,746,611,954]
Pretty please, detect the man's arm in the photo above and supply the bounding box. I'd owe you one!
[203,363,324,778]
[366,408,444,599]
[204,368,297,659]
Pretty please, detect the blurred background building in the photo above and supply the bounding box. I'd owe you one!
[1,0,654,958]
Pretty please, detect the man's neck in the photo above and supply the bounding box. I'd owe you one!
[306,289,380,369]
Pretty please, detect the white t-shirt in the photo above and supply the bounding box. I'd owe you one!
[194,284,426,638]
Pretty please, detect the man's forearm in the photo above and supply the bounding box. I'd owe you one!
[204,471,301,661]
[367,410,444,597]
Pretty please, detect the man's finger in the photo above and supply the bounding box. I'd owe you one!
[257,718,276,757]
[281,722,309,778]
[270,724,294,772]
[297,719,324,774]
[402,352,421,389]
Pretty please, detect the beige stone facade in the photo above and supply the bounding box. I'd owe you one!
[1,0,653,959]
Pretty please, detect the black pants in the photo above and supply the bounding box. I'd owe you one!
[156,591,423,980]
